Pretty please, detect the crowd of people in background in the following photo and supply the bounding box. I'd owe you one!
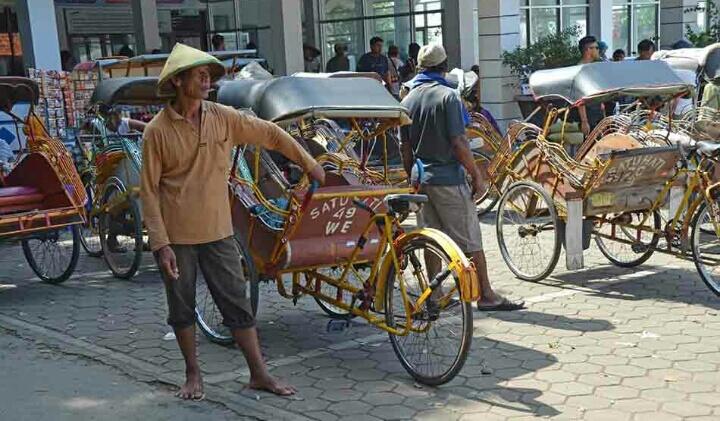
[300,37,425,99]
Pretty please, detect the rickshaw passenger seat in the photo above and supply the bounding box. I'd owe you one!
[384,194,428,214]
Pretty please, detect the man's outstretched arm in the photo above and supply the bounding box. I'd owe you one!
[224,107,325,184]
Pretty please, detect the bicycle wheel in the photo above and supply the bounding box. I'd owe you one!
[99,181,143,279]
[595,211,660,268]
[79,175,103,257]
[384,236,472,386]
[472,150,500,217]
[496,180,561,281]
[22,225,80,284]
[691,201,720,296]
[196,235,259,345]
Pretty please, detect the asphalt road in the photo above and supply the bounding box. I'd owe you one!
[0,331,248,421]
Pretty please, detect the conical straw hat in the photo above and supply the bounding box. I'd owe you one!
[157,43,225,96]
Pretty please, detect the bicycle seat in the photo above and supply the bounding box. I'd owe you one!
[696,141,720,157]
[384,194,428,214]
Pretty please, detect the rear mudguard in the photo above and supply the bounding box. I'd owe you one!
[374,228,480,311]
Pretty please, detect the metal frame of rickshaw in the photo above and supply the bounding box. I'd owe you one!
[488,60,720,295]
[481,60,696,215]
[0,77,88,283]
[227,140,481,384]
[218,74,412,186]
[653,43,720,139]
[77,77,161,279]
[216,77,481,385]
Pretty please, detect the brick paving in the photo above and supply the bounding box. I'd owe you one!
[1,216,719,420]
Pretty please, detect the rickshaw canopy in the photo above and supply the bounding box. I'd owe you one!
[529,60,693,104]
[104,54,169,77]
[653,43,720,81]
[0,77,39,111]
[72,57,127,73]
[91,77,164,106]
[105,50,265,77]
[217,76,410,123]
[292,71,384,83]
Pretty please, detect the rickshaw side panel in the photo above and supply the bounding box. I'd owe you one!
[584,146,680,215]
[230,193,283,272]
[281,185,392,269]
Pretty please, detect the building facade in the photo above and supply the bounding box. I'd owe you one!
[0,0,716,127]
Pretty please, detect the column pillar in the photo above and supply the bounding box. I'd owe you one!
[477,0,522,130]
[303,0,319,49]
[269,0,304,75]
[660,0,700,49]
[131,0,162,54]
[588,0,614,50]
[15,0,61,70]
[445,0,477,70]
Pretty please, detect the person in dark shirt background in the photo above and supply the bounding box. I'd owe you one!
[211,34,225,52]
[357,37,391,90]
[637,39,656,60]
[326,43,350,73]
[118,35,135,58]
[612,49,626,61]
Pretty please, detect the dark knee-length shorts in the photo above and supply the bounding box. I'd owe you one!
[158,236,254,330]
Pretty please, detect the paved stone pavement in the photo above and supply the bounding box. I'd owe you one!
[1,216,719,420]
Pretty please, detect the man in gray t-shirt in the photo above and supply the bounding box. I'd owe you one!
[401,82,466,185]
[400,44,524,311]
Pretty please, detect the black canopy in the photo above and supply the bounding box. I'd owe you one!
[0,77,40,111]
[217,76,409,123]
[91,77,164,105]
[529,60,693,104]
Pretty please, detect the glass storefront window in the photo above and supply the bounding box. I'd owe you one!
[612,5,629,53]
[520,0,588,47]
[612,0,659,55]
[323,0,363,20]
[321,19,365,68]
[318,0,445,69]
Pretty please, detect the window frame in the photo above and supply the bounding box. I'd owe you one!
[317,0,444,68]
[612,0,660,56]
[520,0,590,47]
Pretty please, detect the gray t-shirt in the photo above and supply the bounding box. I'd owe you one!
[400,82,466,185]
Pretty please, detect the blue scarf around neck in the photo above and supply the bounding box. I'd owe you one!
[407,71,471,126]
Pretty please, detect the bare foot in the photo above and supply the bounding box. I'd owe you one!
[176,370,204,400]
[248,375,297,396]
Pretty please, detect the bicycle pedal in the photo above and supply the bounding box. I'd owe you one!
[326,319,351,333]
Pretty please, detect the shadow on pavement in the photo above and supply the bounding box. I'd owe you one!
[548,264,720,309]
[481,309,615,332]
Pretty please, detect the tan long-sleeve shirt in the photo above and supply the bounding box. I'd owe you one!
[140,101,317,251]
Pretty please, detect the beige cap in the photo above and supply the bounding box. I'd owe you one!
[417,44,447,68]
[157,43,225,96]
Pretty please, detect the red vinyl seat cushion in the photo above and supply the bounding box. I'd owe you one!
[0,186,44,214]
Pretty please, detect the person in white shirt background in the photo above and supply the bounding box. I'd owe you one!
[387,45,404,99]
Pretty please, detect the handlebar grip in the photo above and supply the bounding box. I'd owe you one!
[300,180,319,211]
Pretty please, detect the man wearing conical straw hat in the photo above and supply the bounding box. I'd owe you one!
[141,43,325,399]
